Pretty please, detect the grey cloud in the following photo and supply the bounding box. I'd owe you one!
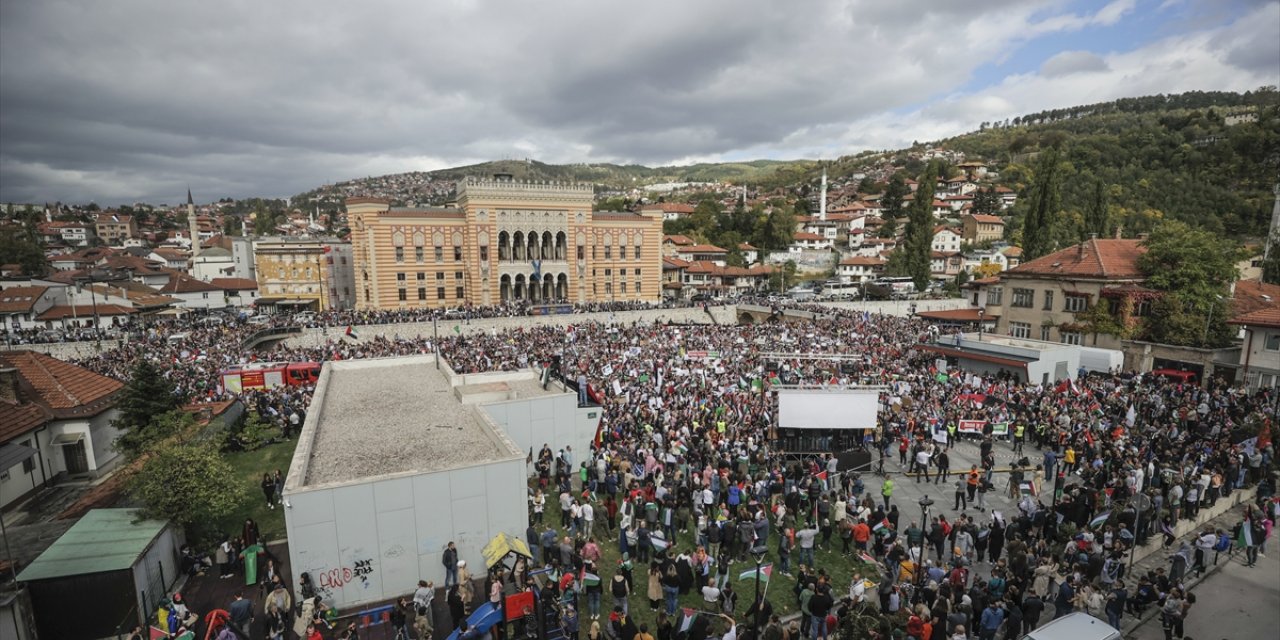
[1040,51,1112,77]
[0,0,1274,204]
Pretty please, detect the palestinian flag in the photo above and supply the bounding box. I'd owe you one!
[650,532,670,551]
[345,325,359,340]
[678,609,698,633]
[751,377,763,392]
[739,564,772,583]
[814,471,828,481]
[872,519,889,533]
[1089,511,1111,529]
[453,324,461,334]
[581,573,601,587]
[1237,518,1255,548]
[858,552,879,565]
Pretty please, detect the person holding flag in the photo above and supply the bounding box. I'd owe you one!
[1235,507,1264,567]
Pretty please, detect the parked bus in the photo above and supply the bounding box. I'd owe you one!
[220,361,322,394]
[865,277,916,300]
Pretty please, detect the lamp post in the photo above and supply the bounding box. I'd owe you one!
[977,307,985,337]
[1202,295,1224,346]
[750,545,768,637]
[916,496,933,597]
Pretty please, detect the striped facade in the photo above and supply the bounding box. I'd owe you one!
[347,178,663,310]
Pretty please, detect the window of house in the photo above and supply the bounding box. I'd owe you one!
[578,246,585,260]
[397,272,406,283]
[417,272,425,282]
[455,271,463,281]
[620,282,627,294]
[456,286,464,299]
[434,246,443,262]
[1135,300,1152,317]
[1011,288,1034,308]
[418,287,426,300]
[365,289,370,302]
[202,292,209,299]
[415,247,424,262]
[1065,295,1088,312]
[479,246,488,261]
[1009,321,1031,339]
[398,289,407,301]
[605,282,612,294]
[454,246,463,261]
[987,287,1003,306]
[1265,333,1280,351]
[636,281,642,294]
[436,272,444,282]
[437,287,445,300]
[620,246,627,260]
[592,246,597,260]
[395,247,404,263]
[1040,325,1052,341]
[1042,290,1054,311]
[635,245,642,260]
[1061,331,1082,345]
[604,246,612,260]
[604,268,611,277]
[21,440,34,473]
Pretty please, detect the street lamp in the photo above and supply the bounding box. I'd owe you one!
[916,496,933,596]
[750,545,768,636]
[977,307,985,337]
[1202,294,1224,345]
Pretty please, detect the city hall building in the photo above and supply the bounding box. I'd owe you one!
[347,176,663,309]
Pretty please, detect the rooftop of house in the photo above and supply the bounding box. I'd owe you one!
[1232,279,1280,320]
[966,214,1005,224]
[1007,238,1146,280]
[0,350,124,441]
[159,273,222,294]
[210,277,259,291]
[0,286,50,313]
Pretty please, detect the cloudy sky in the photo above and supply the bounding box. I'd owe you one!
[1,0,1276,205]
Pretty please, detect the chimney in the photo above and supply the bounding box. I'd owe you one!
[819,167,828,222]
[1078,242,1086,258]
[0,366,20,405]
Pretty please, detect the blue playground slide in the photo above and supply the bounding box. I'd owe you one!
[445,603,504,640]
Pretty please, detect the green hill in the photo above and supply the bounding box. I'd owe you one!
[295,89,1279,240]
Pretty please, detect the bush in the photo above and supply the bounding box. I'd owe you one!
[226,415,280,452]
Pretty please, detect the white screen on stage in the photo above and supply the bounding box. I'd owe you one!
[777,389,880,429]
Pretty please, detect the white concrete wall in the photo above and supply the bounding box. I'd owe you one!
[0,440,42,511]
[483,394,598,474]
[131,524,183,624]
[285,455,527,609]
[6,340,122,359]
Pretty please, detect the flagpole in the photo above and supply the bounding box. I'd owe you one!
[434,316,440,370]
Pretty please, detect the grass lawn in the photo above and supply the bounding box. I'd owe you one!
[534,503,878,633]
[216,437,299,543]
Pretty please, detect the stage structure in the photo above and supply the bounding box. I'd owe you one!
[771,383,885,471]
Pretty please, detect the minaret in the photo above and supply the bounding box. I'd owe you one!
[819,166,828,222]
[1266,182,1280,261]
[187,188,201,258]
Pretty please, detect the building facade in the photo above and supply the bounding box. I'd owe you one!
[991,239,1146,350]
[253,238,355,311]
[347,177,663,309]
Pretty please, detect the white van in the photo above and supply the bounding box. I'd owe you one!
[1020,613,1120,640]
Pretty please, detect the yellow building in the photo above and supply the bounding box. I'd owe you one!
[253,237,356,311]
[347,176,663,309]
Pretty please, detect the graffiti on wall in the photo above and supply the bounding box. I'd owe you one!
[316,557,375,591]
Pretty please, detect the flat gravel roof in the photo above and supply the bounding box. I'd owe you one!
[302,356,522,486]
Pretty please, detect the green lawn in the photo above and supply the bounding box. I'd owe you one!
[217,437,299,543]
[535,502,878,632]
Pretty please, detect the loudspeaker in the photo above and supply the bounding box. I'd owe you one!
[837,450,873,473]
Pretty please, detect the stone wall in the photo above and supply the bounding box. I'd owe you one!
[283,305,737,349]
[6,339,121,360]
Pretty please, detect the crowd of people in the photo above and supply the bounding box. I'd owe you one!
[73,299,1276,640]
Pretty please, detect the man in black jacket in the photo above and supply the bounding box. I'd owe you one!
[807,584,834,640]
[1021,590,1044,633]
[443,542,459,588]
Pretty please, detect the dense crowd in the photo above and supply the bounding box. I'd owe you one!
[73,301,1277,640]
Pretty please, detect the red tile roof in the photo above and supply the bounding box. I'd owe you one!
[210,277,259,291]
[37,304,136,320]
[663,235,696,246]
[159,274,222,294]
[793,232,826,241]
[1008,239,1145,280]
[678,244,728,253]
[1231,279,1280,319]
[0,286,49,313]
[1230,306,1280,329]
[966,214,1004,224]
[916,308,987,321]
[0,350,123,429]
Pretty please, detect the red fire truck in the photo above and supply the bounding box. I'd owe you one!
[220,361,322,394]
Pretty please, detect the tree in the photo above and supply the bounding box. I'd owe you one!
[1083,176,1110,240]
[114,360,180,456]
[900,161,940,291]
[1261,231,1280,285]
[690,199,722,239]
[971,187,1000,215]
[881,175,909,220]
[0,226,47,275]
[972,262,1003,279]
[1138,220,1243,347]
[128,442,246,544]
[1021,146,1063,260]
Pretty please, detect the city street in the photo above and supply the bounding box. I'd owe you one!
[1130,540,1280,640]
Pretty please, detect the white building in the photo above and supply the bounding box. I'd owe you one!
[0,352,124,512]
[1230,307,1280,390]
[836,256,885,283]
[231,237,257,281]
[158,273,228,310]
[284,355,596,609]
[932,227,962,254]
[192,246,235,282]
